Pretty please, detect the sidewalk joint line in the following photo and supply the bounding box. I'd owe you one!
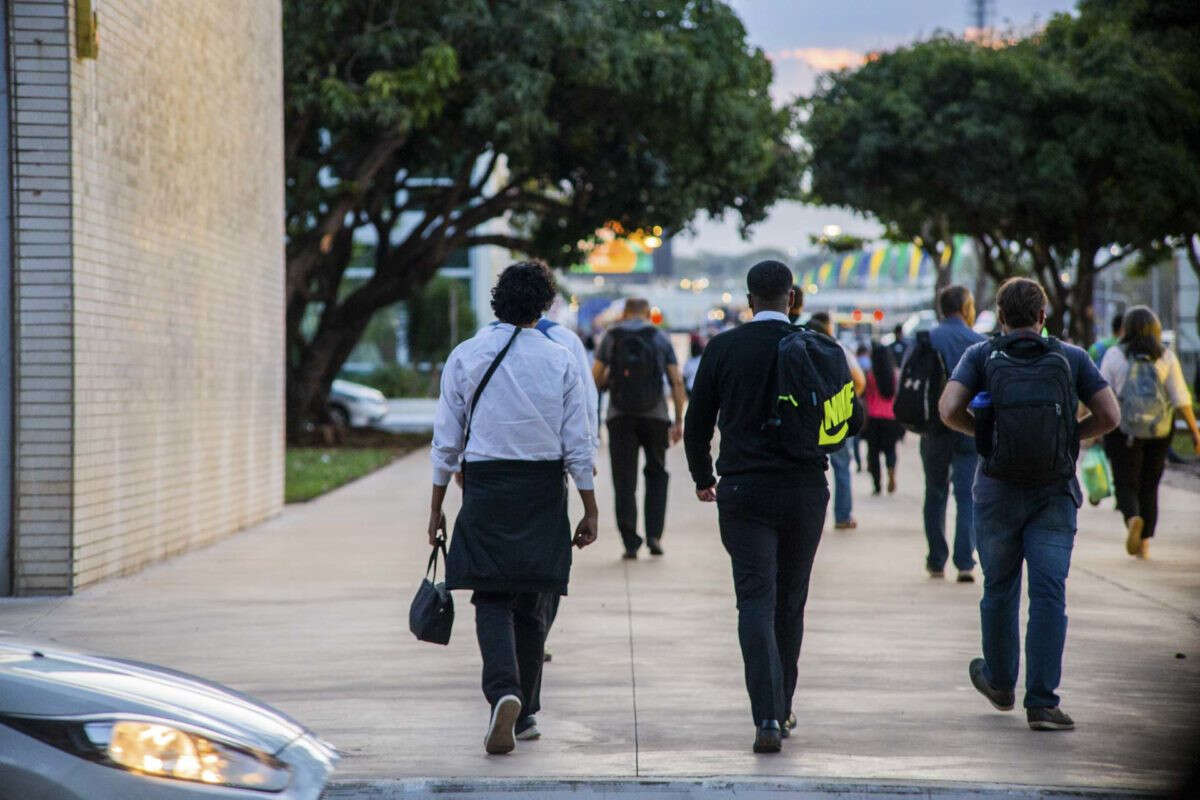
[622,559,640,777]
[1075,565,1200,626]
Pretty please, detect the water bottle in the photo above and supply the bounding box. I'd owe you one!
[969,391,994,457]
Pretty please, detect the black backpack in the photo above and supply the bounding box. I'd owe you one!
[608,327,665,414]
[765,326,865,459]
[980,333,1077,486]
[893,330,948,433]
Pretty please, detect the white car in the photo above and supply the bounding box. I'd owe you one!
[329,379,388,429]
[0,633,337,800]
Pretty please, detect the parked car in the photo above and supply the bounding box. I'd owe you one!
[329,379,388,429]
[0,633,337,800]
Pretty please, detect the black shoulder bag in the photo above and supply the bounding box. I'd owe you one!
[408,326,521,645]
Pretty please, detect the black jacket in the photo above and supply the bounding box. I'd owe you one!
[684,320,827,490]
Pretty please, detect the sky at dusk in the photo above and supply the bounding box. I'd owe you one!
[674,0,1078,257]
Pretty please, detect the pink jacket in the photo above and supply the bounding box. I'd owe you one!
[864,369,897,420]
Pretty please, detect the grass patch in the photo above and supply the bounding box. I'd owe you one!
[286,447,400,503]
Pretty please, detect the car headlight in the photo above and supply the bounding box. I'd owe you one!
[3,715,291,792]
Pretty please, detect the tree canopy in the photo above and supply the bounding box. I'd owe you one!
[284,0,802,429]
[800,2,1200,343]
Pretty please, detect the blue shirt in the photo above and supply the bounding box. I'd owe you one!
[950,336,1108,507]
[929,316,986,376]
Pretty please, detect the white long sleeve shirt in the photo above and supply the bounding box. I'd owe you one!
[1099,344,1192,408]
[432,323,595,490]
[541,320,600,451]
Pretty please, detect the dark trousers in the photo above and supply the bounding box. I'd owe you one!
[717,475,828,724]
[1103,431,1171,539]
[607,416,669,552]
[864,418,903,492]
[919,430,978,571]
[472,591,555,718]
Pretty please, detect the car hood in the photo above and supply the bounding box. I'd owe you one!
[0,634,307,755]
[331,379,386,402]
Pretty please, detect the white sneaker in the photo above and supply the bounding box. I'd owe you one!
[484,695,522,754]
[515,716,540,741]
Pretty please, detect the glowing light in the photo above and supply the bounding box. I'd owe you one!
[721,292,732,304]
[695,277,710,289]
[650,307,664,325]
[679,278,692,290]
[822,224,842,238]
[807,283,818,294]
[593,276,605,286]
[873,309,885,322]
[643,235,663,249]
[852,309,863,322]
[652,225,663,236]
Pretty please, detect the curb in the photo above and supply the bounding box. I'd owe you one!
[321,777,1168,800]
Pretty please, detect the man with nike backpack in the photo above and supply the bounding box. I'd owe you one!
[939,278,1119,733]
[685,261,863,754]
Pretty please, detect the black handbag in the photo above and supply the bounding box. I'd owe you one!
[409,523,454,645]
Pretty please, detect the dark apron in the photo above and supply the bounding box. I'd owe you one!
[446,459,573,596]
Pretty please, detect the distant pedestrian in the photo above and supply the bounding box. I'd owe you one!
[852,345,869,472]
[888,323,908,366]
[863,342,902,496]
[940,277,1119,732]
[1088,312,1123,366]
[1099,306,1200,559]
[798,310,865,529]
[428,261,598,754]
[917,286,986,581]
[683,335,705,396]
[685,260,856,753]
[593,298,688,559]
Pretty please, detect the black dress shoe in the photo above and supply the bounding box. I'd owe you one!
[753,720,782,753]
[969,658,1015,711]
[647,539,664,556]
[622,549,638,560]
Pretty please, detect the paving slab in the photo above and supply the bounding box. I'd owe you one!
[0,437,1197,795]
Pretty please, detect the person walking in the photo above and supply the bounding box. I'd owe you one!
[862,342,903,496]
[1089,312,1123,365]
[1099,306,1200,559]
[851,345,870,473]
[939,277,1119,732]
[593,298,687,559]
[684,260,832,753]
[427,261,598,755]
[802,311,865,529]
[918,286,986,581]
[888,323,908,367]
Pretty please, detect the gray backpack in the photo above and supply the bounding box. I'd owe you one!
[1118,349,1173,439]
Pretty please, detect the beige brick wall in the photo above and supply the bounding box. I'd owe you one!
[7,0,285,594]
[67,0,285,589]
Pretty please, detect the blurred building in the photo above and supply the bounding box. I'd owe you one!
[1,2,285,594]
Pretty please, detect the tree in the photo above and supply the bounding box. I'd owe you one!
[284,0,802,433]
[801,12,1199,344]
[800,38,1036,299]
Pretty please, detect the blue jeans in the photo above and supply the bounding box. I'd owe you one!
[829,445,852,523]
[920,431,977,571]
[974,490,1076,709]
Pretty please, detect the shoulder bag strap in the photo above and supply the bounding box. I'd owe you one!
[463,325,521,453]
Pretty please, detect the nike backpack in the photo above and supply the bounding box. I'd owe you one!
[766,326,865,459]
[893,330,948,434]
[1117,349,1174,439]
[608,327,665,414]
[981,333,1077,486]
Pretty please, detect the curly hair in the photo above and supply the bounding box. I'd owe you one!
[491,260,556,325]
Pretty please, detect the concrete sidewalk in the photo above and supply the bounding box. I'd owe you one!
[1,438,1197,794]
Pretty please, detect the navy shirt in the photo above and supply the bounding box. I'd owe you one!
[925,317,986,443]
[950,336,1108,506]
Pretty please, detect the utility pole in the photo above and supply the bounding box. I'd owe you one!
[970,0,993,30]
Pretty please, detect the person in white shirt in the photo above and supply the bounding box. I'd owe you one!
[1098,305,1200,559]
[427,261,598,755]
[535,316,600,447]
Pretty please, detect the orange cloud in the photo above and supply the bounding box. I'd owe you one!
[768,47,866,71]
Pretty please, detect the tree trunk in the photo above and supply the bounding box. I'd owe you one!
[286,304,376,440]
[1069,268,1097,346]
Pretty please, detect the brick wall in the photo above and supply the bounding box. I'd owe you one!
[9,0,285,593]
